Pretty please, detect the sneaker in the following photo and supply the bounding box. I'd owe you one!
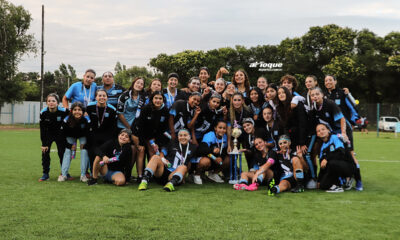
[87,178,97,186]
[344,178,354,190]
[291,183,305,193]
[85,172,91,179]
[193,175,203,185]
[233,183,247,190]
[306,179,317,189]
[38,173,49,182]
[355,180,363,191]
[207,172,224,183]
[245,183,259,191]
[80,175,89,182]
[138,181,148,191]
[163,182,175,192]
[66,174,75,181]
[326,185,344,193]
[58,175,67,182]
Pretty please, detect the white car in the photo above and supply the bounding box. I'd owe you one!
[378,116,400,132]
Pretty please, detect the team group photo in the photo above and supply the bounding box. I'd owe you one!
[1,0,400,239]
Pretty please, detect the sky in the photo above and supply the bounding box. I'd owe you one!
[9,0,400,76]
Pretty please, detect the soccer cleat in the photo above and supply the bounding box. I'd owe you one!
[138,181,148,191]
[291,184,305,193]
[38,173,49,182]
[163,182,175,192]
[306,179,317,189]
[267,179,276,196]
[207,172,224,183]
[245,183,259,191]
[268,186,277,196]
[344,178,354,190]
[80,175,89,183]
[87,178,97,186]
[233,183,247,190]
[355,180,363,191]
[58,175,67,182]
[326,185,344,193]
[193,175,203,185]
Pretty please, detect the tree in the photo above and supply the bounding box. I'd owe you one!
[114,65,158,89]
[0,0,37,107]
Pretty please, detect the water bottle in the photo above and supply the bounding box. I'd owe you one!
[163,131,172,139]
[161,157,172,168]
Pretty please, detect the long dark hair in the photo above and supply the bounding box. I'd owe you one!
[276,86,293,126]
[149,91,166,109]
[67,101,84,128]
[249,87,264,107]
[232,69,250,94]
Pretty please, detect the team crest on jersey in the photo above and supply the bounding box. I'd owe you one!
[160,116,165,122]
[104,113,109,117]
[81,124,85,129]
[330,145,335,152]
[335,99,341,105]
[325,112,330,118]
[274,130,278,136]
[57,116,62,121]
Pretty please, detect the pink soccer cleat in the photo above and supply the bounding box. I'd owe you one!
[245,183,259,191]
[233,183,247,190]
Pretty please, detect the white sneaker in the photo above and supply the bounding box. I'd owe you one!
[193,175,203,185]
[306,179,317,189]
[326,185,344,193]
[208,172,224,183]
[80,175,89,182]
[58,175,67,182]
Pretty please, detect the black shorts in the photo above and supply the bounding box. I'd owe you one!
[155,166,172,185]
[280,175,297,188]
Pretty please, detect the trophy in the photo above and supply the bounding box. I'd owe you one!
[230,120,242,154]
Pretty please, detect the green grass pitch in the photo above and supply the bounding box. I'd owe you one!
[0,129,399,240]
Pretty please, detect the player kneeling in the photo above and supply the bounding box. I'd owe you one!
[234,137,278,191]
[269,135,309,195]
[138,129,197,192]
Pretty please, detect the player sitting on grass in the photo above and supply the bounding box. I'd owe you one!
[268,135,309,195]
[234,136,278,191]
[87,129,132,186]
[138,129,197,192]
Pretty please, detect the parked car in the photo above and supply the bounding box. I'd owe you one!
[378,116,400,131]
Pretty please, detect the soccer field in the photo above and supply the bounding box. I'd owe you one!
[0,129,399,240]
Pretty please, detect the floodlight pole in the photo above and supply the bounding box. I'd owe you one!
[40,5,44,110]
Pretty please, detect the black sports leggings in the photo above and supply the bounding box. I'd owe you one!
[318,159,355,190]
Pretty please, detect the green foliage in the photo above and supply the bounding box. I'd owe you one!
[1,130,400,239]
[114,64,159,89]
[0,0,37,105]
[149,24,400,103]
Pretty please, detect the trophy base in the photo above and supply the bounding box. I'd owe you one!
[228,151,240,155]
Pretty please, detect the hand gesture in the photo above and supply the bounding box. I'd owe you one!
[321,159,327,169]
[194,106,201,116]
[213,148,220,154]
[41,146,49,153]
[220,67,229,74]
[102,156,110,164]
